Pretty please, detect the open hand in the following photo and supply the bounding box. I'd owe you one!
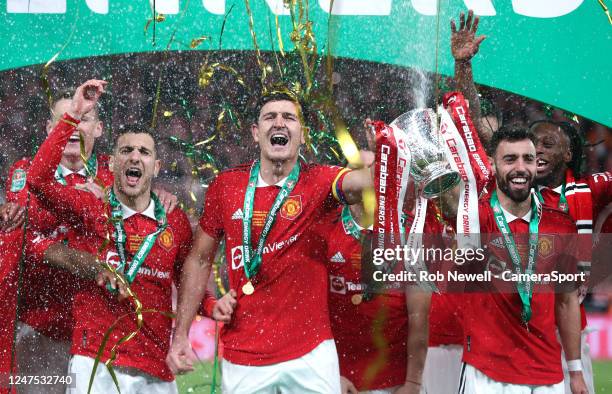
[451,10,486,62]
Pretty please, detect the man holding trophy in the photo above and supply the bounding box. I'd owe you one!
[371,105,587,393]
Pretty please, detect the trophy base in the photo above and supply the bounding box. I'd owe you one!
[420,162,461,199]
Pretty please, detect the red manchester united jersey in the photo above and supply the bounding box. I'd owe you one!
[5,155,113,340]
[26,116,192,381]
[0,230,23,379]
[199,161,347,366]
[319,208,407,391]
[462,199,577,385]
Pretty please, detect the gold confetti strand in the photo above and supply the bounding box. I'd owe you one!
[198,63,246,89]
[275,14,286,56]
[87,306,174,394]
[322,1,375,227]
[597,0,612,24]
[287,0,315,96]
[190,35,211,49]
[194,134,217,146]
[218,3,235,50]
[267,14,285,80]
[245,0,271,88]
[151,0,193,129]
[40,7,80,110]
[363,305,390,387]
[144,13,166,36]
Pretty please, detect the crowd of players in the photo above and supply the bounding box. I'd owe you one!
[1,10,611,394]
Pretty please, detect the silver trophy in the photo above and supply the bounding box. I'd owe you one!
[390,108,460,198]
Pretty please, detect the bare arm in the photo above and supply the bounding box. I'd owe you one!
[556,290,588,394]
[451,10,489,145]
[43,242,100,279]
[400,288,431,393]
[166,226,219,374]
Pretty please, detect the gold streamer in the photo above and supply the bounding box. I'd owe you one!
[597,0,612,24]
[363,306,390,387]
[190,35,211,49]
[198,63,245,89]
[244,0,271,88]
[40,9,79,110]
[275,14,286,56]
[150,0,192,129]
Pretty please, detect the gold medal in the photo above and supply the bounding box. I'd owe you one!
[242,281,255,295]
[351,294,363,305]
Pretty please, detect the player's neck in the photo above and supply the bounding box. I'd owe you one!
[540,166,567,189]
[113,186,152,213]
[259,156,298,185]
[60,154,86,172]
[496,187,532,219]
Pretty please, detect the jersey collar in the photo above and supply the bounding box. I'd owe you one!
[256,172,287,188]
[121,198,156,221]
[59,163,87,178]
[499,204,531,223]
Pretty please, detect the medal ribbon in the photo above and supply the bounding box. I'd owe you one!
[242,160,300,280]
[54,153,98,185]
[108,190,167,284]
[536,182,568,213]
[341,205,361,241]
[490,190,540,324]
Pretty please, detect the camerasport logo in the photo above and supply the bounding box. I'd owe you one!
[280,195,302,220]
[329,275,346,294]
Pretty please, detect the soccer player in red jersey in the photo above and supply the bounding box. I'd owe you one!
[26,80,192,393]
[454,127,587,393]
[4,89,113,392]
[0,226,23,392]
[320,202,430,394]
[531,120,612,393]
[167,91,374,393]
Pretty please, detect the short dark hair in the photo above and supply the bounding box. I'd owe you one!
[254,90,306,124]
[113,124,157,154]
[51,88,100,119]
[528,119,584,176]
[489,126,537,156]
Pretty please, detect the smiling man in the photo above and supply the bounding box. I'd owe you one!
[450,127,587,394]
[4,89,114,394]
[26,80,192,394]
[167,90,373,393]
[530,120,612,394]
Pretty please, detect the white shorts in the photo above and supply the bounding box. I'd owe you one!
[561,329,594,394]
[458,363,564,394]
[66,355,177,394]
[15,322,72,394]
[221,339,341,394]
[422,344,463,394]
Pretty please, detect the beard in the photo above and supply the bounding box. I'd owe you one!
[496,172,534,203]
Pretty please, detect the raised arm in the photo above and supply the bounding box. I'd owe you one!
[27,80,107,228]
[451,10,488,145]
[166,226,220,374]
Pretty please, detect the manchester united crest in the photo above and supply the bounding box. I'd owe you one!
[280,195,302,220]
[538,236,554,259]
[158,228,175,251]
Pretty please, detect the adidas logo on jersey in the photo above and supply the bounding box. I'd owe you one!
[232,209,243,220]
[330,252,345,263]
